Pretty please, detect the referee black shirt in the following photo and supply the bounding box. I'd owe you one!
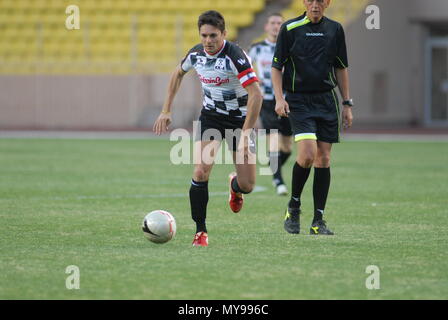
[272,12,348,95]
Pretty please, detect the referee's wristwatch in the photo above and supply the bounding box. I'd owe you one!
[342,99,354,107]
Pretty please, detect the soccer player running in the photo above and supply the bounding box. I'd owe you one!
[248,13,293,196]
[271,0,354,235]
[153,11,263,246]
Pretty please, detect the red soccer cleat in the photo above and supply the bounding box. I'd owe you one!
[228,172,244,213]
[192,232,208,247]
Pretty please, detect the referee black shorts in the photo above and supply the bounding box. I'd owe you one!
[260,99,293,136]
[195,111,256,153]
[286,90,341,144]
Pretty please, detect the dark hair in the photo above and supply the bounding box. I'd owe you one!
[198,10,226,32]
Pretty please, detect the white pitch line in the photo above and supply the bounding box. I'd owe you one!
[0,130,159,140]
[342,133,448,142]
[29,185,268,201]
[1,131,447,142]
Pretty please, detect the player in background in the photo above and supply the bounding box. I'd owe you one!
[248,13,293,196]
[153,11,263,247]
[272,0,354,235]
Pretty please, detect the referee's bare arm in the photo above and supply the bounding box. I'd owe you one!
[335,67,353,129]
[272,67,289,117]
[153,65,187,135]
[242,81,263,131]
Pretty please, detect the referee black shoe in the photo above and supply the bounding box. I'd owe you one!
[284,207,301,234]
[310,220,334,235]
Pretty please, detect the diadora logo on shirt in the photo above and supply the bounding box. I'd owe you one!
[199,75,230,86]
[306,32,324,37]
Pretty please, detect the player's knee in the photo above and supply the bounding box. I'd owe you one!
[297,153,315,168]
[193,167,210,181]
[315,154,331,167]
[281,145,292,154]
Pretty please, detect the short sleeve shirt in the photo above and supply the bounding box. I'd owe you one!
[181,40,258,118]
[248,39,276,101]
[272,13,348,94]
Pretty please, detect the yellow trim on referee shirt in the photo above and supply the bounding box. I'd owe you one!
[287,17,311,31]
[295,133,317,142]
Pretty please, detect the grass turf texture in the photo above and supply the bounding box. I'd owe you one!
[0,137,447,299]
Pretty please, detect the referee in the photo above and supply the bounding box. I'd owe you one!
[272,0,354,235]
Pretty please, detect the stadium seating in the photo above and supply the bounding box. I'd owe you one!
[252,0,369,46]
[282,0,369,24]
[0,0,369,75]
[0,0,265,74]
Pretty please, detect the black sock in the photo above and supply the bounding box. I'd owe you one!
[289,162,311,209]
[313,167,331,222]
[231,176,251,194]
[189,179,208,233]
[269,151,284,186]
[279,151,291,166]
[275,151,292,186]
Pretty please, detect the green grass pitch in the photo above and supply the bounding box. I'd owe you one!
[0,137,447,299]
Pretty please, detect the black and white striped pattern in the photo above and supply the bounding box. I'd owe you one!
[248,39,276,101]
[181,41,258,119]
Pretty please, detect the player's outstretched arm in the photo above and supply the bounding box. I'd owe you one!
[271,67,289,117]
[153,65,187,135]
[335,67,353,129]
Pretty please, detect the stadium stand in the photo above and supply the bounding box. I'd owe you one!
[0,0,265,74]
[251,0,369,45]
[282,0,369,24]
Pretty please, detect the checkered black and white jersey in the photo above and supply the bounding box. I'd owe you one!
[181,41,258,119]
[248,39,276,101]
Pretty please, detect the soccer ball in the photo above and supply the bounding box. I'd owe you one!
[142,210,177,244]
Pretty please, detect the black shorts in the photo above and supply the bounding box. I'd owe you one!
[286,90,341,144]
[195,111,256,152]
[260,100,293,136]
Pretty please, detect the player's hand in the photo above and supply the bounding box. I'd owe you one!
[153,112,172,135]
[342,106,353,129]
[275,98,290,117]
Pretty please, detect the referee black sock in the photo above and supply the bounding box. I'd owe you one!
[189,179,209,233]
[289,162,311,209]
[313,167,331,223]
